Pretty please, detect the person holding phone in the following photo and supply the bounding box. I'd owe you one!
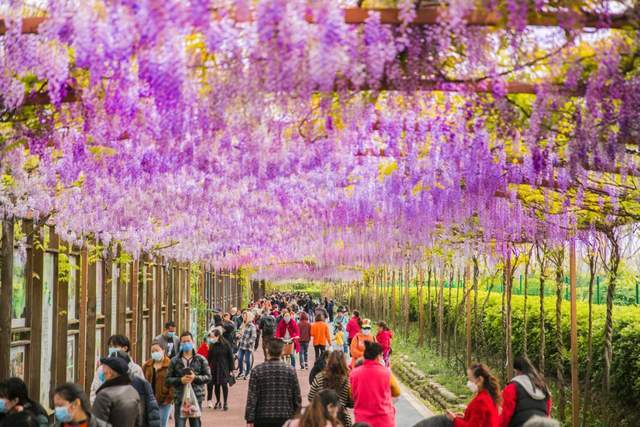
[166,332,211,427]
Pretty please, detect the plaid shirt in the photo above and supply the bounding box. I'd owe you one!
[238,322,257,350]
[245,359,302,422]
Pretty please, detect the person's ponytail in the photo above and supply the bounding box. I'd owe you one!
[470,363,501,405]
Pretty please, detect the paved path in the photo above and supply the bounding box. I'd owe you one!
[196,345,431,427]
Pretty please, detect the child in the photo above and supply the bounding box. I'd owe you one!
[376,321,393,368]
[333,322,345,352]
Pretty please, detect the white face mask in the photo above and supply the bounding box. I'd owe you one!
[284,315,291,323]
[467,380,479,393]
[362,329,371,336]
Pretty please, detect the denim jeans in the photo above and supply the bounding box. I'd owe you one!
[174,401,201,427]
[159,403,172,427]
[290,351,296,368]
[238,348,252,376]
[299,342,309,367]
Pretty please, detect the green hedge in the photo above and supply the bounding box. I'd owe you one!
[411,290,640,408]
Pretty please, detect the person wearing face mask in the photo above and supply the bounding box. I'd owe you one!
[207,329,234,411]
[90,334,144,404]
[92,355,143,427]
[349,342,401,427]
[349,319,375,368]
[0,378,48,427]
[53,383,110,427]
[417,363,501,427]
[275,310,301,369]
[143,342,175,427]
[155,321,180,359]
[165,331,212,427]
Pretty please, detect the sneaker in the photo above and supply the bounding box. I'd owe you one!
[223,404,229,411]
[214,402,221,410]
[207,401,214,409]
[237,374,245,380]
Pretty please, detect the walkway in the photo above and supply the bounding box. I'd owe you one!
[199,344,432,427]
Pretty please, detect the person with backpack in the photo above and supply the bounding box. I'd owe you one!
[259,309,277,359]
[500,356,552,427]
[346,310,362,347]
[297,311,312,370]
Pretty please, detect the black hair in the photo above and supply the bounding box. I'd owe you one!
[0,377,35,406]
[165,321,176,329]
[107,334,130,352]
[513,356,550,398]
[363,341,383,360]
[267,338,285,359]
[180,331,193,339]
[0,412,39,427]
[213,314,222,326]
[53,383,92,418]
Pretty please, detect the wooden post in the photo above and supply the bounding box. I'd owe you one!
[0,217,14,378]
[51,230,68,387]
[116,256,127,335]
[465,261,472,367]
[570,240,580,427]
[85,249,97,391]
[130,259,139,360]
[28,226,44,398]
[77,247,89,389]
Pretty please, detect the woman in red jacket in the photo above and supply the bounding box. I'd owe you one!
[446,363,500,427]
[499,356,551,427]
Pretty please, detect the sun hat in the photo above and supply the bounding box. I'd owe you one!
[362,319,372,329]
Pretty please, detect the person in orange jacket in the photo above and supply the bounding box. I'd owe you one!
[310,313,332,361]
[349,318,375,368]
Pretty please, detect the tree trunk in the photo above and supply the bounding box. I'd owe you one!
[0,216,15,378]
[505,252,514,380]
[403,264,410,339]
[583,250,596,427]
[536,244,547,374]
[427,267,433,347]
[554,247,566,425]
[522,246,532,356]
[418,266,425,346]
[447,268,454,360]
[473,257,479,357]
[438,268,445,357]
[603,230,620,394]
[391,269,397,328]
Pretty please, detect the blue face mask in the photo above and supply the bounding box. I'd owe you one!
[181,342,194,352]
[108,347,118,356]
[54,405,72,422]
[98,369,106,383]
[167,331,176,338]
[207,338,214,345]
[0,399,7,413]
[151,351,164,362]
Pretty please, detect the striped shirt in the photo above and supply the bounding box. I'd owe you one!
[308,371,354,427]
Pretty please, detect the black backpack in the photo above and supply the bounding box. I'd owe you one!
[261,315,276,336]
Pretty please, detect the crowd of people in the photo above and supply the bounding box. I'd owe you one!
[0,292,558,427]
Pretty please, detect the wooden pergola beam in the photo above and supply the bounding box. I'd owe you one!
[0,7,634,35]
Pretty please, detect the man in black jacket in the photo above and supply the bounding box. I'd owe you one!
[245,339,301,427]
[166,332,212,427]
[113,351,161,427]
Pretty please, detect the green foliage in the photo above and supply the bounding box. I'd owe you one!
[428,291,640,414]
